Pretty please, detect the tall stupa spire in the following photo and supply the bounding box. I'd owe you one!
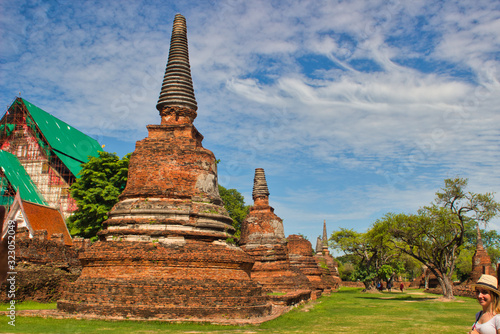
[322,220,330,255]
[58,14,272,321]
[252,168,270,201]
[322,220,328,245]
[156,13,198,113]
[477,224,484,249]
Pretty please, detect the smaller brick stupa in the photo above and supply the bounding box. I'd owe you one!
[58,14,271,321]
[240,168,311,303]
[287,234,325,298]
[314,221,341,289]
[313,239,335,293]
[470,225,495,282]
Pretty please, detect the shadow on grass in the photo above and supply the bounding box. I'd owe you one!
[355,294,438,302]
[336,288,439,302]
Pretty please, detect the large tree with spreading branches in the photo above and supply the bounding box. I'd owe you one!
[383,177,500,299]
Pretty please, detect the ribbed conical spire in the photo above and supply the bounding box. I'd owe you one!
[322,220,330,255]
[156,14,198,112]
[252,168,270,200]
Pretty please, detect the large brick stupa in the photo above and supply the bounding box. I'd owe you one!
[58,14,271,320]
[239,168,311,298]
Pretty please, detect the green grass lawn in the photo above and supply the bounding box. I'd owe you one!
[0,288,479,333]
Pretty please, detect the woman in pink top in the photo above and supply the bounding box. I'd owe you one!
[470,275,500,334]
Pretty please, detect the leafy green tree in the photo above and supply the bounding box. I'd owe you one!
[455,248,474,281]
[398,253,424,281]
[337,261,355,281]
[378,264,396,285]
[335,254,359,281]
[385,177,500,299]
[329,226,398,290]
[68,152,130,240]
[218,185,249,238]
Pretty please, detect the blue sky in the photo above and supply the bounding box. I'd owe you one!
[1,0,500,245]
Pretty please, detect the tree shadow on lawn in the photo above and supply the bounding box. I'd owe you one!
[354,294,439,302]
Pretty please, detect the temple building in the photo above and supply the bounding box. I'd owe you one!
[58,14,271,320]
[0,98,102,218]
[3,191,72,246]
[240,168,311,302]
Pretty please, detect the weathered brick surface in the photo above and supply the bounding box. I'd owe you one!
[314,222,341,290]
[470,227,495,282]
[58,240,270,319]
[267,290,311,306]
[287,234,327,296]
[0,231,86,302]
[58,14,271,320]
[314,254,340,291]
[240,169,311,299]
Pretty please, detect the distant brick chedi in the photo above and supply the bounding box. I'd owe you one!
[470,226,496,282]
[58,14,271,320]
[314,221,341,290]
[287,234,327,297]
[239,168,311,296]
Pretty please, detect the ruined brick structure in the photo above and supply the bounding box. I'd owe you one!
[287,234,325,298]
[471,226,495,282]
[58,14,271,320]
[240,168,311,300]
[314,221,341,289]
[0,229,88,303]
[0,190,89,303]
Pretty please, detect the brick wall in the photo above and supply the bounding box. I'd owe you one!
[0,229,89,302]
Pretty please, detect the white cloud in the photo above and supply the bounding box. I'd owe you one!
[1,0,499,241]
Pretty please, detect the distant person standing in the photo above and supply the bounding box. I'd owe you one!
[469,275,500,334]
[400,282,404,292]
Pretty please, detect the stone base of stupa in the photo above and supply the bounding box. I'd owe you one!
[58,240,272,320]
[242,243,312,294]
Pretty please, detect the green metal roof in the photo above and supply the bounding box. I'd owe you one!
[19,98,103,177]
[0,150,47,205]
